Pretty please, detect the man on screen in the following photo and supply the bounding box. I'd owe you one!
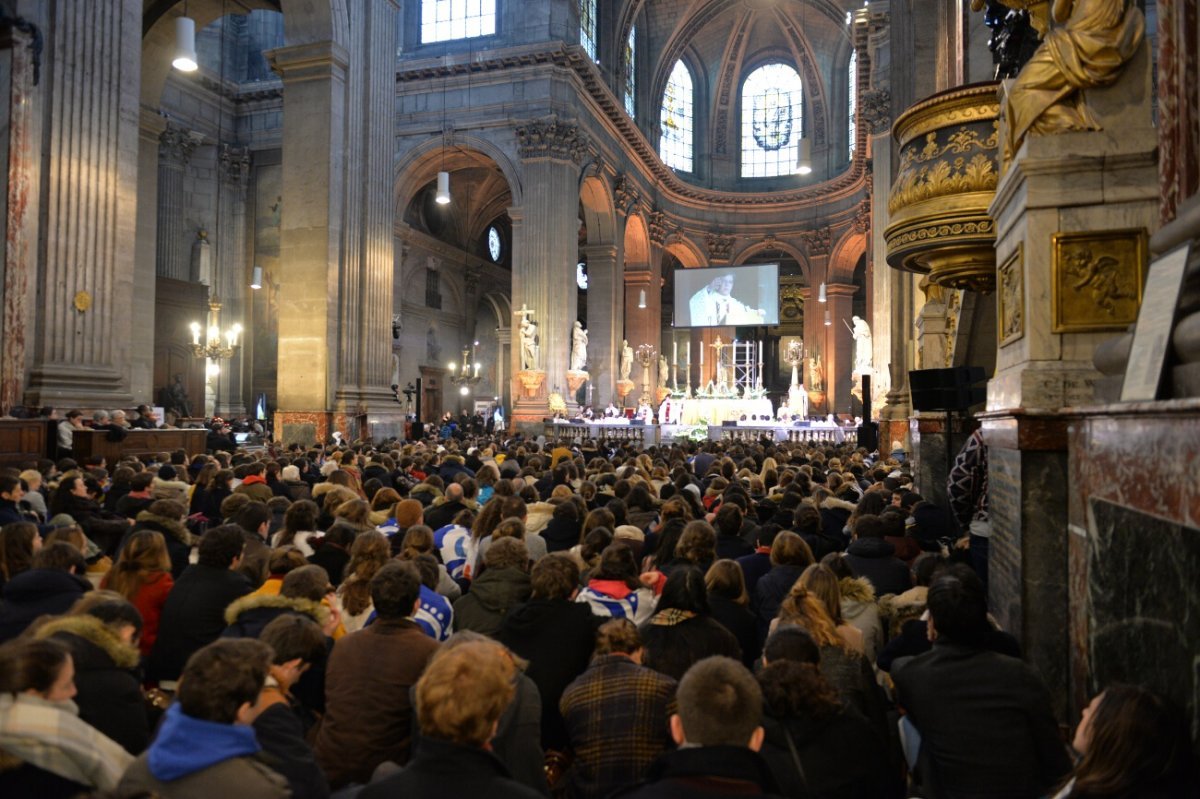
[688,273,765,325]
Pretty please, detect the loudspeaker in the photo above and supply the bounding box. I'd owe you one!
[862,374,872,421]
[857,421,879,452]
[414,377,423,427]
[909,366,987,412]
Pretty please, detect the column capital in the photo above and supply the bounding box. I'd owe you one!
[159,122,199,166]
[218,144,251,185]
[515,118,590,164]
[581,243,618,260]
[824,282,858,297]
[266,41,349,84]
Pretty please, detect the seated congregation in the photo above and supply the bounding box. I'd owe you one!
[0,433,1195,798]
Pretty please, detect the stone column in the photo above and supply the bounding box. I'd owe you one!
[214,145,250,417]
[623,265,661,400]
[582,242,620,406]
[156,124,197,281]
[133,108,168,405]
[824,283,856,416]
[24,0,140,409]
[268,40,348,445]
[338,0,399,441]
[510,120,587,429]
[0,16,40,415]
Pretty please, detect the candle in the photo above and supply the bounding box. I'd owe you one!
[190,322,201,346]
[700,343,704,366]
[686,340,690,365]
[673,339,678,366]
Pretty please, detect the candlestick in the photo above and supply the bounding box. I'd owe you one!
[673,339,678,368]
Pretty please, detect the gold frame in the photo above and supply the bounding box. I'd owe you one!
[997,243,1024,346]
[1051,228,1148,334]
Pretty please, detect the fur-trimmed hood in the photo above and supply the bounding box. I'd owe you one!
[820,496,858,513]
[135,511,197,546]
[223,592,330,627]
[34,614,140,669]
[838,575,877,604]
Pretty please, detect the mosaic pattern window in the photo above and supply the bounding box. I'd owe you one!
[740,63,804,178]
[624,26,637,117]
[420,0,495,44]
[848,49,858,158]
[660,60,694,172]
[580,0,597,60]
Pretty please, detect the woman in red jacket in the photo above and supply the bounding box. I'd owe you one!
[101,530,174,658]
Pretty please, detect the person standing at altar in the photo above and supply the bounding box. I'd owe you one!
[636,399,653,423]
[658,396,680,425]
[604,402,620,418]
[776,400,791,420]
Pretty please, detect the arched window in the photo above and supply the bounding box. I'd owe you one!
[580,0,597,61]
[421,0,496,43]
[623,27,637,117]
[740,63,803,178]
[848,49,858,158]
[660,60,694,172]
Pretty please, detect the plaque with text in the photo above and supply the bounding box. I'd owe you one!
[1120,243,1192,402]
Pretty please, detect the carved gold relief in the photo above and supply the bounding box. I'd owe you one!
[997,244,1024,346]
[1051,228,1147,333]
[944,289,963,367]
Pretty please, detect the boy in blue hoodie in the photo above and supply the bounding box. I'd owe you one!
[115,638,289,798]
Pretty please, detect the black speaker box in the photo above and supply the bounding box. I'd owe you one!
[909,366,987,412]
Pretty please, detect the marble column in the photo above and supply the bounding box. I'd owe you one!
[582,242,621,406]
[824,283,856,416]
[268,40,348,445]
[623,264,662,400]
[510,120,587,429]
[24,0,140,409]
[214,145,249,417]
[133,108,168,405]
[1157,0,1200,224]
[337,0,400,440]
[1,18,39,415]
[155,124,197,281]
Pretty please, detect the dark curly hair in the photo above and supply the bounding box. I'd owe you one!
[757,659,841,723]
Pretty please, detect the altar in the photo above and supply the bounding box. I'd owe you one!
[677,397,773,425]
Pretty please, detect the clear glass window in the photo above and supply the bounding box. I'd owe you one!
[580,0,597,60]
[740,63,804,178]
[420,0,496,44]
[660,60,694,172]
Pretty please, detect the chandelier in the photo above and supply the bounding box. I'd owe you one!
[189,298,242,361]
[448,342,482,396]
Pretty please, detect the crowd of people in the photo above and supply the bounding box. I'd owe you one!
[0,428,1196,798]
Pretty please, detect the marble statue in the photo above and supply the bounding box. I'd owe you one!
[570,321,588,371]
[808,354,825,391]
[659,354,669,383]
[520,317,540,371]
[620,339,634,381]
[851,315,873,375]
[166,374,191,419]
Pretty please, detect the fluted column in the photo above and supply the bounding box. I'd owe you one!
[25,0,140,407]
[582,243,620,406]
[214,145,249,417]
[510,119,587,426]
[156,124,197,280]
[268,39,348,445]
[824,283,857,416]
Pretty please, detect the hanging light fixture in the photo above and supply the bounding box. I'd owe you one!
[436,169,451,204]
[824,309,832,326]
[638,289,647,309]
[250,265,263,290]
[796,137,813,175]
[173,4,198,72]
[818,282,827,303]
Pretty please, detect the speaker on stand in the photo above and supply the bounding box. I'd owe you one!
[857,374,879,452]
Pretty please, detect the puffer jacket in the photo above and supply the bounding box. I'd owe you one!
[452,567,531,637]
[838,576,884,664]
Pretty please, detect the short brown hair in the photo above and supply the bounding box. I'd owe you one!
[493,517,525,540]
[677,521,716,564]
[705,559,748,605]
[676,655,762,746]
[594,618,641,656]
[259,614,327,666]
[268,546,308,576]
[178,639,271,723]
[530,553,579,600]
[770,530,815,567]
[484,536,528,571]
[281,564,332,602]
[416,641,515,747]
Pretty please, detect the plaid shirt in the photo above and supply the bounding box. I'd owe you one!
[0,693,132,790]
[559,654,677,799]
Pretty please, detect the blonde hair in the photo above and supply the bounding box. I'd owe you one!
[416,641,515,747]
[798,563,844,625]
[776,584,843,649]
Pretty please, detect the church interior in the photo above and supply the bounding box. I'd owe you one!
[1,0,1199,742]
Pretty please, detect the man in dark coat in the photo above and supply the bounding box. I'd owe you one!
[421,481,469,532]
[892,566,1071,799]
[0,543,90,642]
[222,565,332,639]
[614,655,782,799]
[313,561,439,788]
[499,553,603,751]
[453,538,532,637]
[842,513,911,598]
[147,525,251,683]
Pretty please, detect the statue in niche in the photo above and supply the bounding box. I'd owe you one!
[808,354,825,392]
[570,321,588,371]
[620,340,634,381]
[426,324,441,364]
[165,374,192,419]
[520,316,540,371]
[659,354,669,384]
[850,316,873,375]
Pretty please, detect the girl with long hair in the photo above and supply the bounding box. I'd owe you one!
[336,531,391,633]
[100,530,173,657]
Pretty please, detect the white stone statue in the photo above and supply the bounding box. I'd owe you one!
[570,321,588,371]
[851,315,873,375]
[658,354,669,384]
[620,339,634,381]
[520,316,540,371]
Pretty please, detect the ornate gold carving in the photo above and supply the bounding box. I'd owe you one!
[890,126,1000,214]
[1051,228,1147,333]
[73,291,91,313]
[944,289,963,367]
[997,244,1025,345]
[886,219,994,251]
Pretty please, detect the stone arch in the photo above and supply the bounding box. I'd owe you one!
[393,135,524,213]
[579,174,617,246]
[665,236,705,269]
[734,239,811,284]
[827,228,867,284]
[623,212,651,268]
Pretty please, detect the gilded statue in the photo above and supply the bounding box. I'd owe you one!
[981,0,1144,161]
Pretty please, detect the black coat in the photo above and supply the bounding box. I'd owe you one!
[498,598,603,751]
[752,564,805,642]
[37,615,149,754]
[715,533,754,561]
[708,594,760,668]
[359,737,542,799]
[540,516,581,553]
[638,614,743,682]
[253,701,331,799]
[147,563,251,682]
[221,594,328,640]
[0,569,90,642]
[422,499,468,532]
[759,706,890,799]
[844,538,911,598]
[615,745,784,798]
[308,543,351,587]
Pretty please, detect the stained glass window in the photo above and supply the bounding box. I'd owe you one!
[487,226,502,262]
[624,27,636,117]
[848,49,858,158]
[580,0,597,60]
[420,0,495,44]
[660,60,694,172]
[740,63,804,178]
